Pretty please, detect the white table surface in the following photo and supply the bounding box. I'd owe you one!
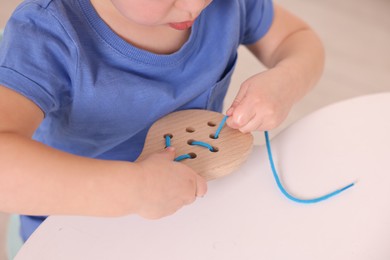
[16,93,390,260]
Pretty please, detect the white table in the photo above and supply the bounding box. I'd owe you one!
[16,93,390,260]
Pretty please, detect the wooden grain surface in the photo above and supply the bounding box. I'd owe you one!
[137,110,253,181]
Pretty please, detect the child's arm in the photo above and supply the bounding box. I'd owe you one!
[226,4,325,132]
[0,86,207,219]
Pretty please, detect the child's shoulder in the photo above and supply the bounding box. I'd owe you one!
[11,0,80,22]
[8,0,79,33]
[3,0,78,58]
[14,0,57,12]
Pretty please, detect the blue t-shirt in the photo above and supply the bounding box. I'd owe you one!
[0,0,273,241]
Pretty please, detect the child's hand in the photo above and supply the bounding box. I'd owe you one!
[226,67,295,133]
[135,147,207,219]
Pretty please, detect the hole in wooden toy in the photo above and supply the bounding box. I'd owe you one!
[164,133,173,139]
[187,139,195,145]
[188,153,197,159]
[211,146,219,153]
[186,127,195,133]
[208,121,216,127]
[164,134,173,148]
[209,133,218,139]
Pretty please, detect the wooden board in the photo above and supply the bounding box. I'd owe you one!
[137,109,254,180]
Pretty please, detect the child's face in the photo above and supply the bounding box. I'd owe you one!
[110,0,212,30]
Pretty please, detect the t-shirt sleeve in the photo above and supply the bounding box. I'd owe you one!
[240,0,274,45]
[0,2,76,115]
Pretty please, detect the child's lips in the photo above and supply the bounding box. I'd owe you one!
[168,20,194,30]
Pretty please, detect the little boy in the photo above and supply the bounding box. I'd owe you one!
[0,0,324,242]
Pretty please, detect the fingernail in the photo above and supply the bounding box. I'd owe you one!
[166,146,175,152]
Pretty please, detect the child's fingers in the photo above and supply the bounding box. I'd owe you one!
[227,96,256,129]
[226,99,240,115]
[164,146,207,198]
[225,106,235,116]
[182,194,197,205]
[159,146,176,160]
[195,175,207,197]
[238,117,264,133]
[227,109,254,129]
[227,84,249,116]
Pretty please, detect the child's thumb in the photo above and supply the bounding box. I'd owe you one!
[162,146,176,160]
[226,83,249,116]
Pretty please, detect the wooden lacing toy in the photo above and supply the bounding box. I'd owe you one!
[138,109,355,203]
[137,109,253,181]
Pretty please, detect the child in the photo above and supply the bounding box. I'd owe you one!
[0,0,324,242]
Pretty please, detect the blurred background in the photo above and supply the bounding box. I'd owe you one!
[0,0,389,259]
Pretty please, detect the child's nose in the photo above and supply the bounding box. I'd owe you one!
[175,0,211,18]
